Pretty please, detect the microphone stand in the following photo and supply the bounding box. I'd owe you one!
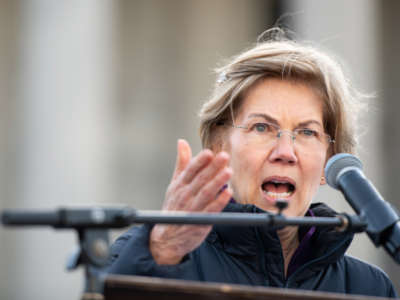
[1,206,367,299]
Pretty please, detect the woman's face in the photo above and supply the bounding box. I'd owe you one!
[223,78,329,217]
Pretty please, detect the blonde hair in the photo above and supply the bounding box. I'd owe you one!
[199,28,362,156]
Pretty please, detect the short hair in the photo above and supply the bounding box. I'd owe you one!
[199,28,363,156]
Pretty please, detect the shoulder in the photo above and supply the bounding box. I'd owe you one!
[340,255,397,297]
[342,255,390,279]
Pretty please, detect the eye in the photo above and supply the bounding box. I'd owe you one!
[297,128,319,138]
[252,123,272,133]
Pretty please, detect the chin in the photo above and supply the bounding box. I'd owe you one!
[254,202,279,214]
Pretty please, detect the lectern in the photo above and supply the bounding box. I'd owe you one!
[103,275,392,300]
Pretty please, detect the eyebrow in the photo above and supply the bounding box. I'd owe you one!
[247,113,279,125]
[247,113,323,128]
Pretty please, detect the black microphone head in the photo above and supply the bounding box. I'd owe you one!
[325,153,363,190]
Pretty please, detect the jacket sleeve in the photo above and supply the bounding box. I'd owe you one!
[106,224,201,280]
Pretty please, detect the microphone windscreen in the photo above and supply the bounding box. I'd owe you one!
[324,153,363,190]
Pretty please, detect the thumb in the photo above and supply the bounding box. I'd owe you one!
[172,139,192,180]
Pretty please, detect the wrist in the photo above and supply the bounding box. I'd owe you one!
[149,229,184,265]
[150,241,183,265]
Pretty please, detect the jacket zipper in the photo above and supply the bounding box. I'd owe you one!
[254,227,270,285]
[255,226,288,286]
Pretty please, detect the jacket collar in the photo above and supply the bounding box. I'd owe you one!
[206,202,354,278]
[206,202,280,256]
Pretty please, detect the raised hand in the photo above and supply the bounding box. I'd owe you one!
[149,139,232,265]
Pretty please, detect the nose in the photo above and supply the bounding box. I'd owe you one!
[268,131,298,164]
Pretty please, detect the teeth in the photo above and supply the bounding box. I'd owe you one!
[265,191,292,198]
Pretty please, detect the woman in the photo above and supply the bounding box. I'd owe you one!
[108,29,397,297]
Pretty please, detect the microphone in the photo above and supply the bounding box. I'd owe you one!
[325,153,400,264]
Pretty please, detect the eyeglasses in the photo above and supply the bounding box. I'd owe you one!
[231,120,334,151]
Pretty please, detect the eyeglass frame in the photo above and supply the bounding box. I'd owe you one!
[226,120,335,147]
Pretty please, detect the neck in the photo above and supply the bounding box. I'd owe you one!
[277,226,299,277]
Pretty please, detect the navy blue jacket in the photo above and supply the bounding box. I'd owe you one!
[107,202,397,298]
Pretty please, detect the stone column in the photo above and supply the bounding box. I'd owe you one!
[289,0,384,271]
[2,1,117,299]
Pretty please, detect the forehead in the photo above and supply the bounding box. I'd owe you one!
[236,78,324,125]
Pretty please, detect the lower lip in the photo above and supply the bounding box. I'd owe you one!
[260,189,294,207]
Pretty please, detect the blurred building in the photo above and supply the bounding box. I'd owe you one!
[0,1,399,299]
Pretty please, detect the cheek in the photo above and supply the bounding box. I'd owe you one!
[228,134,260,174]
[301,152,326,194]
[294,159,325,217]
[228,141,249,183]
[303,150,326,175]
[226,134,262,202]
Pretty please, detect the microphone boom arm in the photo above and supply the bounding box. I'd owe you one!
[0,207,367,296]
[1,207,367,230]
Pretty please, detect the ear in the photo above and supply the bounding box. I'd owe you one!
[210,129,231,154]
[321,153,331,185]
[320,175,326,185]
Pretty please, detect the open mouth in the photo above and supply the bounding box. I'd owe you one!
[261,177,296,199]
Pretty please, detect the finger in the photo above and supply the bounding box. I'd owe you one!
[172,139,192,181]
[203,188,232,212]
[180,149,214,184]
[164,184,194,211]
[191,165,232,210]
[189,151,230,196]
